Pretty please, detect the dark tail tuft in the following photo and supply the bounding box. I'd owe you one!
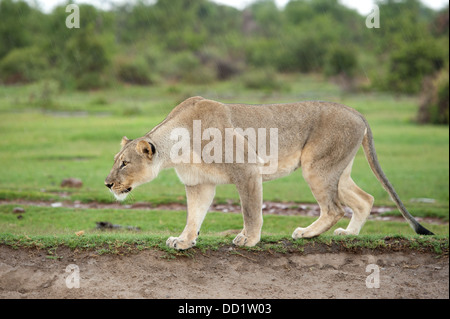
[415,224,434,236]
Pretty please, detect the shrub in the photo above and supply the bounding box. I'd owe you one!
[196,47,242,80]
[158,51,217,84]
[183,65,217,85]
[418,68,449,125]
[324,46,357,77]
[62,25,110,90]
[0,46,48,84]
[387,40,445,94]
[276,34,328,73]
[245,38,280,68]
[115,56,153,85]
[241,68,283,92]
[215,59,241,80]
[0,0,32,59]
[75,72,108,91]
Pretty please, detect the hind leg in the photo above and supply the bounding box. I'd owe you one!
[292,116,366,239]
[334,159,374,235]
[292,164,346,239]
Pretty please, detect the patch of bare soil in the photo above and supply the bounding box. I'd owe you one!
[0,245,448,299]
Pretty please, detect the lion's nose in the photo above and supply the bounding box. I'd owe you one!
[105,182,114,189]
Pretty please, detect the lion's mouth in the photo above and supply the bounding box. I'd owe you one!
[109,186,133,201]
[123,187,132,193]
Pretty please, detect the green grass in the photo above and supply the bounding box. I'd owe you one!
[0,81,448,210]
[1,232,448,257]
[0,75,448,251]
[0,204,447,238]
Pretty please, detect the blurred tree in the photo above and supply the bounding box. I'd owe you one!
[0,0,31,58]
[247,0,283,37]
[430,6,449,36]
[278,0,362,73]
[324,46,357,77]
[38,4,111,89]
[373,0,434,51]
[0,0,49,83]
[63,23,109,89]
[115,55,153,85]
[418,67,449,124]
[0,0,447,99]
[0,46,48,83]
[387,39,445,94]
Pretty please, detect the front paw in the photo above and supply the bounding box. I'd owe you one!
[292,227,311,239]
[166,236,196,250]
[232,232,259,247]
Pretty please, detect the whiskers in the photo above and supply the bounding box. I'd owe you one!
[106,189,135,205]
[122,191,136,205]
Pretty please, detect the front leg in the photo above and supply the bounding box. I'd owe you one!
[166,183,215,250]
[233,173,263,247]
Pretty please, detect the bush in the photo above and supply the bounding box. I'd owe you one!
[183,65,217,85]
[29,80,60,109]
[196,48,242,80]
[215,59,241,80]
[245,38,280,68]
[387,40,445,94]
[157,51,197,81]
[241,68,283,92]
[115,56,153,85]
[75,72,108,91]
[324,46,357,77]
[159,51,217,84]
[418,68,449,125]
[276,34,328,73]
[0,0,32,59]
[62,25,110,90]
[0,46,48,84]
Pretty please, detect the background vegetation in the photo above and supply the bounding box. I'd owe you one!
[0,0,448,120]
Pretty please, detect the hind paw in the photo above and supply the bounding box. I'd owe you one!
[334,228,358,235]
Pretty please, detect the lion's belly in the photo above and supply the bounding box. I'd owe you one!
[261,150,301,182]
[175,164,231,186]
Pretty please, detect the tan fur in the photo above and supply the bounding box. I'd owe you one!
[105,96,431,250]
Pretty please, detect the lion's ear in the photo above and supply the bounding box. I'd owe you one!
[121,136,132,148]
[136,140,155,159]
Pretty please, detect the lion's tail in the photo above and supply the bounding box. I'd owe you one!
[361,122,434,235]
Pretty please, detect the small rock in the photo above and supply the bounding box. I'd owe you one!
[13,207,25,214]
[51,202,63,208]
[61,178,83,188]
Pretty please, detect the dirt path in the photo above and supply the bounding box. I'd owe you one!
[0,245,447,299]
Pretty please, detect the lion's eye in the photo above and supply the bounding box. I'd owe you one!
[120,161,128,169]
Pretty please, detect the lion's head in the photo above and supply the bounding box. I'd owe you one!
[105,136,158,201]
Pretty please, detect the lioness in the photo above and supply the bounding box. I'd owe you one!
[105,96,433,250]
